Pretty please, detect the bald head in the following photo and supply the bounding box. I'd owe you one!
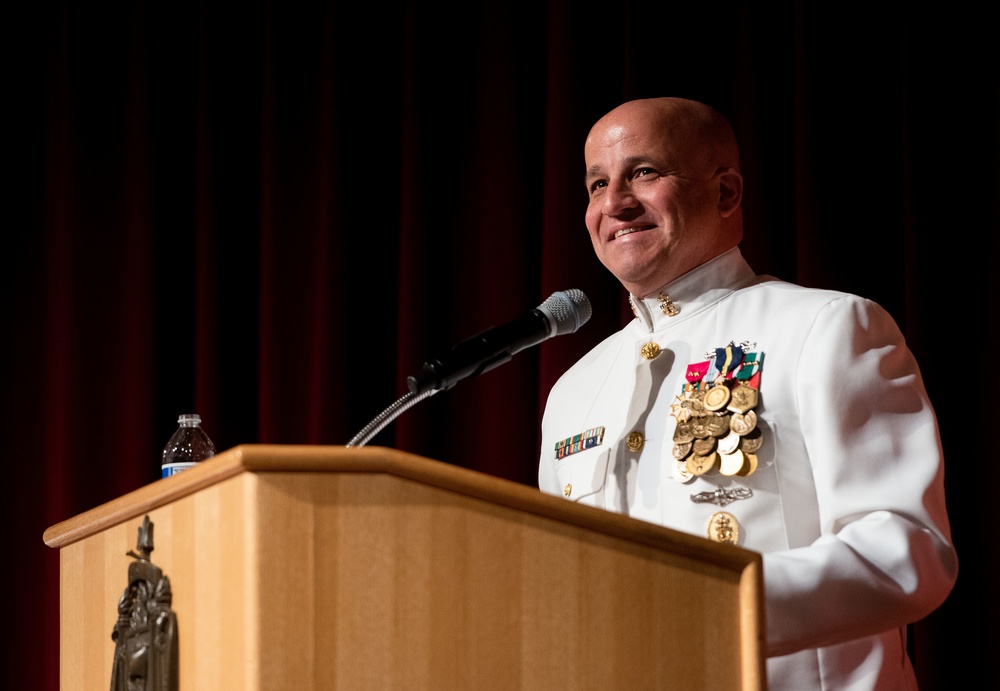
[583,97,744,297]
[589,97,740,172]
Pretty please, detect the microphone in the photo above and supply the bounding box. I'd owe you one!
[406,289,592,395]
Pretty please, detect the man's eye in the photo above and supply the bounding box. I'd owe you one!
[634,167,656,178]
[589,180,608,193]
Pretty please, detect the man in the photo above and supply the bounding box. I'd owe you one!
[538,97,958,689]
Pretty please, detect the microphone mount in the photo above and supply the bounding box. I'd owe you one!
[345,289,592,448]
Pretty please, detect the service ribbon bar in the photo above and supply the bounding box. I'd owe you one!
[555,426,605,460]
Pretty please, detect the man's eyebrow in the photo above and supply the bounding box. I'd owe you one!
[621,155,658,169]
[585,155,659,184]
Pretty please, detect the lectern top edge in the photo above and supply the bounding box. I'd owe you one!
[42,443,762,576]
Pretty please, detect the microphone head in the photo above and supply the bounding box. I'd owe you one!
[537,289,592,336]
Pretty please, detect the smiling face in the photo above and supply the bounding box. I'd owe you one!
[583,98,744,298]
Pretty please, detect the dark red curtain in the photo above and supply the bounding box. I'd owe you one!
[6,2,998,689]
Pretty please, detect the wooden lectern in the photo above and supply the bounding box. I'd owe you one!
[44,444,766,690]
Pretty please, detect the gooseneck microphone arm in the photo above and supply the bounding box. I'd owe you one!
[344,389,433,448]
[345,289,592,448]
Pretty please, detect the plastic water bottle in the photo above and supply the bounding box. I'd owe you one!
[161,413,216,478]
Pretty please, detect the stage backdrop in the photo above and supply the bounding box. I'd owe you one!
[5,3,998,689]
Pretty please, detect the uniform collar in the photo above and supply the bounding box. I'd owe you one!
[629,247,757,332]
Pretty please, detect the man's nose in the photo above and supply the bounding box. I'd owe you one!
[603,179,638,214]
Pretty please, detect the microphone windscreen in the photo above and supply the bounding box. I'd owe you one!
[538,289,592,336]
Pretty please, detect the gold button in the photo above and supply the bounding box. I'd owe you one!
[563,483,572,497]
[640,342,661,360]
[626,431,644,451]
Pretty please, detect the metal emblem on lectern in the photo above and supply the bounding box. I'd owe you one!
[110,515,178,691]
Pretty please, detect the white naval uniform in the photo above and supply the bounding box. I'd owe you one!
[538,247,958,690]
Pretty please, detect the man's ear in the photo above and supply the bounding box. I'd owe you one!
[718,168,743,217]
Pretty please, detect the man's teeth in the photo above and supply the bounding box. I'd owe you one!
[615,227,641,239]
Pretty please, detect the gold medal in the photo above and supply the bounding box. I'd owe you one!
[692,437,717,456]
[738,453,758,477]
[717,430,740,455]
[672,441,693,460]
[726,383,759,413]
[673,459,694,483]
[705,413,731,438]
[707,511,740,544]
[670,393,698,422]
[683,388,707,417]
[673,421,694,444]
[740,427,763,454]
[730,410,758,436]
[718,448,746,476]
[703,384,731,411]
[690,416,710,439]
[687,452,717,476]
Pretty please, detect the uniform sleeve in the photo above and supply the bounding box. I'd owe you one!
[763,295,958,657]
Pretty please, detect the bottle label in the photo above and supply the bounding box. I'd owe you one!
[162,462,197,479]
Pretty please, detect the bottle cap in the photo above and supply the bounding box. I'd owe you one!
[178,413,202,425]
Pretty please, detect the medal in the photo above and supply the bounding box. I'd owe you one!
[692,437,717,456]
[687,452,717,476]
[730,410,757,436]
[704,413,731,438]
[727,382,758,413]
[672,441,693,460]
[740,427,763,454]
[673,421,694,444]
[703,383,731,411]
[672,341,765,482]
[717,430,740,455]
[673,459,695,483]
[738,453,758,476]
[718,449,746,476]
